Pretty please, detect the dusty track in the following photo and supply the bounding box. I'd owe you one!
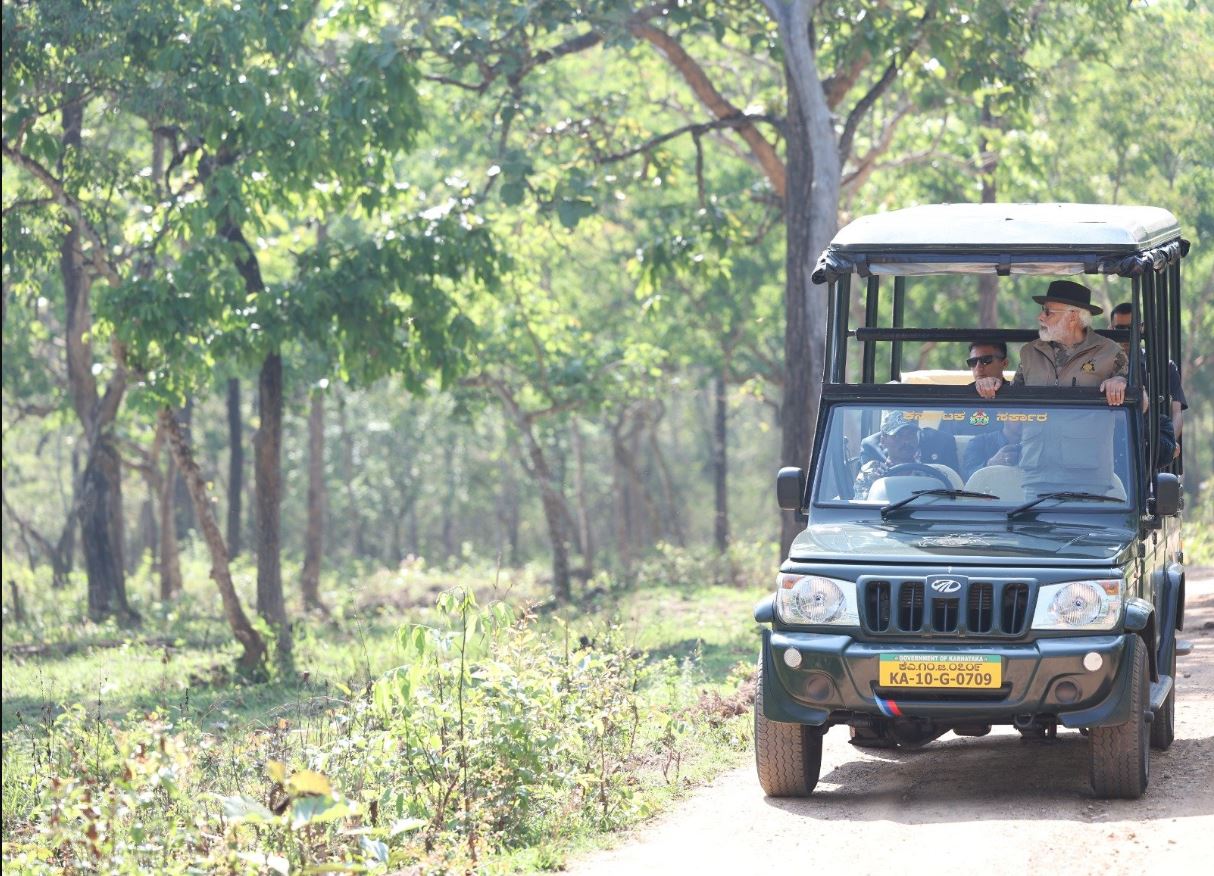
[571,572,1214,875]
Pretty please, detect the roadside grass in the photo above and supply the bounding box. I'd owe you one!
[2,542,769,873]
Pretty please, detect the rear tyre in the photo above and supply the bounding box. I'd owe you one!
[1150,641,1176,751]
[754,658,823,797]
[1089,635,1150,799]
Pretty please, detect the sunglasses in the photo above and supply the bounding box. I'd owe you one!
[967,354,1002,367]
[1040,305,1070,316]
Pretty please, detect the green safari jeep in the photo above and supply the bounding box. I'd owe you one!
[755,203,1188,800]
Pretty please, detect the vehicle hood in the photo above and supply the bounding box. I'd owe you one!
[789,517,1135,566]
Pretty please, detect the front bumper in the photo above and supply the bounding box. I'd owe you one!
[760,628,1136,729]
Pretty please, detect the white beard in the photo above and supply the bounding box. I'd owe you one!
[1038,324,1056,342]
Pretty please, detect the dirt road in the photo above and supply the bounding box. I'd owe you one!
[571,572,1214,875]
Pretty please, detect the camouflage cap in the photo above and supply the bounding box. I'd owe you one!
[880,410,918,435]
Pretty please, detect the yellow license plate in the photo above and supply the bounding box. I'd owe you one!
[879,653,1002,689]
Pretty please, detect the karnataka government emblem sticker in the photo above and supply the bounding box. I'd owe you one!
[969,410,990,427]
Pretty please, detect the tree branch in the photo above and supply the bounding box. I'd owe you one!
[2,139,131,432]
[594,113,780,164]
[836,3,935,166]
[2,197,55,217]
[630,22,786,197]
[840,100,918,196]
[2,141,125,289]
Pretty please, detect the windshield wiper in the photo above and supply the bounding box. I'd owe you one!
[1006,491,1123,520]
[880,489,999,519]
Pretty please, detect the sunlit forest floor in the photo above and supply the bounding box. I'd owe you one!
[2,543,771,873]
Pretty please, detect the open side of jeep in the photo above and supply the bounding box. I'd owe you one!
[754,203,1188,800]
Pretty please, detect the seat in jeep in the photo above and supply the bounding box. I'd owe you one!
[964,465,1025,501]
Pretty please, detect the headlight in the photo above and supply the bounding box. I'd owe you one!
[775,574,859,626]
[1031,579,1122,631]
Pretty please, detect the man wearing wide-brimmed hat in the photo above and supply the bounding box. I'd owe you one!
[974,280,1129,500]
[974,280,1128,404]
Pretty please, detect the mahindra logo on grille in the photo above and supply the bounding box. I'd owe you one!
[930,579,963,594]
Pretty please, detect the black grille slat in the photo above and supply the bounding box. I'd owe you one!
[866,581,891,631]
[932,598,959,632]
[1001,583,1030,634]
[898,582,924,631]
[968,583,994,633]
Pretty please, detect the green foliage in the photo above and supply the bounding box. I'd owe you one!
[4,0,501,414]
[2,565,757,873]
[372,589,655,859]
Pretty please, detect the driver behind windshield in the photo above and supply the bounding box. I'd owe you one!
[854,411,920,499]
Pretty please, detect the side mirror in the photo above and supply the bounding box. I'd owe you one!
[1154,472,1181,517]
[776,466,806,512]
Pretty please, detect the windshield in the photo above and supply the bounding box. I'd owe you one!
[814,403,1133,510]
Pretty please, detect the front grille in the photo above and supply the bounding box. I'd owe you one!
[862,577,1032,638]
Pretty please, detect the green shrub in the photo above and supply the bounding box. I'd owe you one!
[4,586,743,873]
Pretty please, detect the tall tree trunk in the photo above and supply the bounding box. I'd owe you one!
[255,352,291,670]
[300,388,326,613]
[569,420,594,576]
[226,377,244,558]
[173,397,195,537]
[611,405,661,552]
[80,437,135,622]
[158,443,183,600]
[646,406,685,547]
[160,407,266,674]
[611,412,637,572]
[773,14,839,560]
[495,384,571,601]
[337,393,366,560]
[978,100,999,329]
[530,443,572,602]
[498,437,521,567]
[133,498,156,575]
[712,372,730,553]
[57,441,80,586]
[61,96,135,624]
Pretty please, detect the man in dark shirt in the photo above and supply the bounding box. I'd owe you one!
[956,341,1015,479]
[1110,302,1187,463]
[854,411,922,499]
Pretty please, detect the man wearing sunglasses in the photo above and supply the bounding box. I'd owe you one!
[957,341,1017,479]
[973,280,1127,404]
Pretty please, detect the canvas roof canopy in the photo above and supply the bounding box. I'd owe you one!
[812,203,1186,282]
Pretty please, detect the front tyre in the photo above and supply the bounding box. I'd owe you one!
[1089,635,1150,799]
[754,658,823,797]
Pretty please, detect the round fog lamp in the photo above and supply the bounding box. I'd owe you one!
[1055,681,1080,703]
[783,648,803,669]
[1083,651,1103,672]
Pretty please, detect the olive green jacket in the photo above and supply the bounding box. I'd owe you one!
[1012,332,1128,388]
[1014,331,1128,498]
